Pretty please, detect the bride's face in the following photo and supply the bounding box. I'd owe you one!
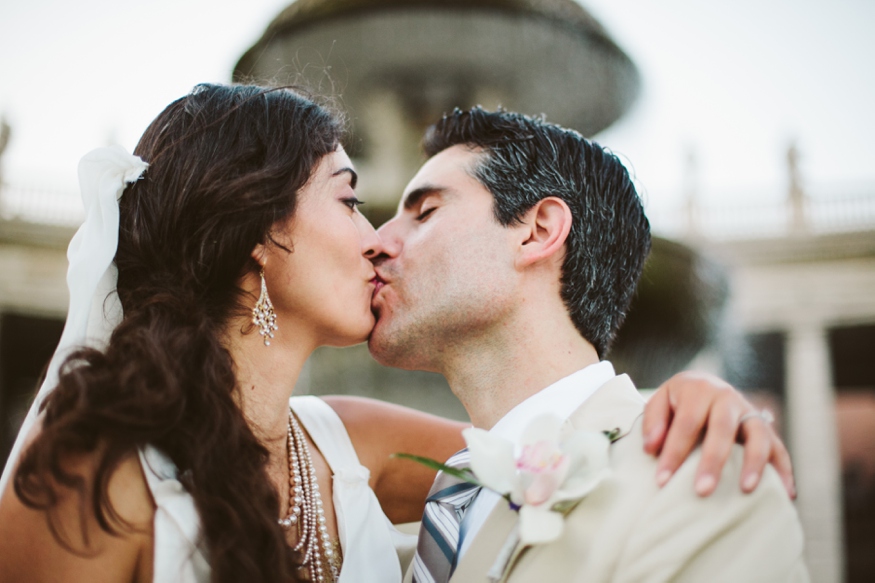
[259,147,382,347]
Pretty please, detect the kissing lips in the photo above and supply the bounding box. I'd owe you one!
[371,274,386,297]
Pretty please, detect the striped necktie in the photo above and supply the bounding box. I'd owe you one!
[412,448,481,583]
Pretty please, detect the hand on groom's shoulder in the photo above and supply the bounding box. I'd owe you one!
[499,417,808,583]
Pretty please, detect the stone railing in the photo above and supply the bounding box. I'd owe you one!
[3,179,875,242]
[0,182,83,227]
[647,188,875,240]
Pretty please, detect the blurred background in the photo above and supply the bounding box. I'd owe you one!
[0,1,872,581]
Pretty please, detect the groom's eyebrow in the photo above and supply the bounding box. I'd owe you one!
[332,167,358,189]
[402,185,445,210]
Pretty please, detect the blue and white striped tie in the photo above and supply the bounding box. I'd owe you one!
[412,448,481,583]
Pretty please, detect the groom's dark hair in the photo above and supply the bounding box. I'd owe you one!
[423,107,651,358]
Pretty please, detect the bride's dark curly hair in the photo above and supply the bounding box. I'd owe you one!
[13,83,344,582]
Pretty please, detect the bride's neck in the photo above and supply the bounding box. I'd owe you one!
[224,317,315,446]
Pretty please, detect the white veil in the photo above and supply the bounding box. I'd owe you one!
[0,146,148,497]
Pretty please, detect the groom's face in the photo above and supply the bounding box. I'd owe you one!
[368,145,519,371]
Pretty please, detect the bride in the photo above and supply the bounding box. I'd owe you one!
[0,84,792,583]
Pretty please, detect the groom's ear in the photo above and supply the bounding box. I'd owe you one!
[514,196,572,269]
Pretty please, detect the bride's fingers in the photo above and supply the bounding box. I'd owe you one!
[693,397,743,496]
[737,419,771,493]
[654,392,711,488]
[739,419,796,498]
[771,439,797,499]
[643,371,717,458]
[642,386,671,456]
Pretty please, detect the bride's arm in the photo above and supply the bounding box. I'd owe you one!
[0,445,155,582]
[324,396,466,524]
[325,372,796,524]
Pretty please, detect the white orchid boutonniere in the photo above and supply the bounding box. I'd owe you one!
[393,414,617,581]
[464,414,613,545]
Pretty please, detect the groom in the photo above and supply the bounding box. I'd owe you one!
[369,108,808,582]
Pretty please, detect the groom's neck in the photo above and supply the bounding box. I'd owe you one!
[442,314,599,430]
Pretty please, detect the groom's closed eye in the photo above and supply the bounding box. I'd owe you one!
[416,205,437,221]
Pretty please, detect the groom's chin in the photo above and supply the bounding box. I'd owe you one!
[367,319,410,370]
[366,322,392,365]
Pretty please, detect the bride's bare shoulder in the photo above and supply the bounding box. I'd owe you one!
[0,441,155,582]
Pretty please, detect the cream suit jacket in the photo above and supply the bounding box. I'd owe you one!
[437,375,809,583]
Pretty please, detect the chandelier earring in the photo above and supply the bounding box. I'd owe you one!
[252,268,278,346]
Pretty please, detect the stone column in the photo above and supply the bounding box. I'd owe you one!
[0,116,10,190]
[786,323,844,583]
[786,142,807,234]
[683,147,700,238]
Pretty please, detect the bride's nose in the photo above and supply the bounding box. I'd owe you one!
[360,220,384,259]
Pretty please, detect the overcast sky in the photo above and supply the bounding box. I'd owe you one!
[1,0,872,213]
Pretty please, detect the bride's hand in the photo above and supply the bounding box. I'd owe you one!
[641,371,795,499]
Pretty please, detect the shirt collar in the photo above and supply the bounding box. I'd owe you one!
[489,360,616,443]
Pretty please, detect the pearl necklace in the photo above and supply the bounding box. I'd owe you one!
[278,407,339,582]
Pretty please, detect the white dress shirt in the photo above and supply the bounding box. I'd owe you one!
[456,361,617,559]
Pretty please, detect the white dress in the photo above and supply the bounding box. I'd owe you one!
[138,395,417,582]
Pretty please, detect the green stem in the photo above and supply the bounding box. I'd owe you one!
[391,453,484,487]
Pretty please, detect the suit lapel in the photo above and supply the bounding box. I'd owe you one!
[450,374,646,582]
[450,496,519,582]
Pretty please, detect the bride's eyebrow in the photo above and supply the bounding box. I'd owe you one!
[332,167,358,189]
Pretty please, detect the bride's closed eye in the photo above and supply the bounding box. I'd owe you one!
[341,197,365,210]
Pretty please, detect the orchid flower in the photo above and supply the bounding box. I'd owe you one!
[463,414,611,545]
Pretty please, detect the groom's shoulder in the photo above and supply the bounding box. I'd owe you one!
[557,415,807,581]
[606,414,789,507]
[598,414,795,522]
[569,373,794,517]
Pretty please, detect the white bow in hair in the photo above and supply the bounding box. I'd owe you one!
[0,145,147,496]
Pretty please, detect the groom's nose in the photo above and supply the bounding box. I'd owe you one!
[375,215,403,259]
